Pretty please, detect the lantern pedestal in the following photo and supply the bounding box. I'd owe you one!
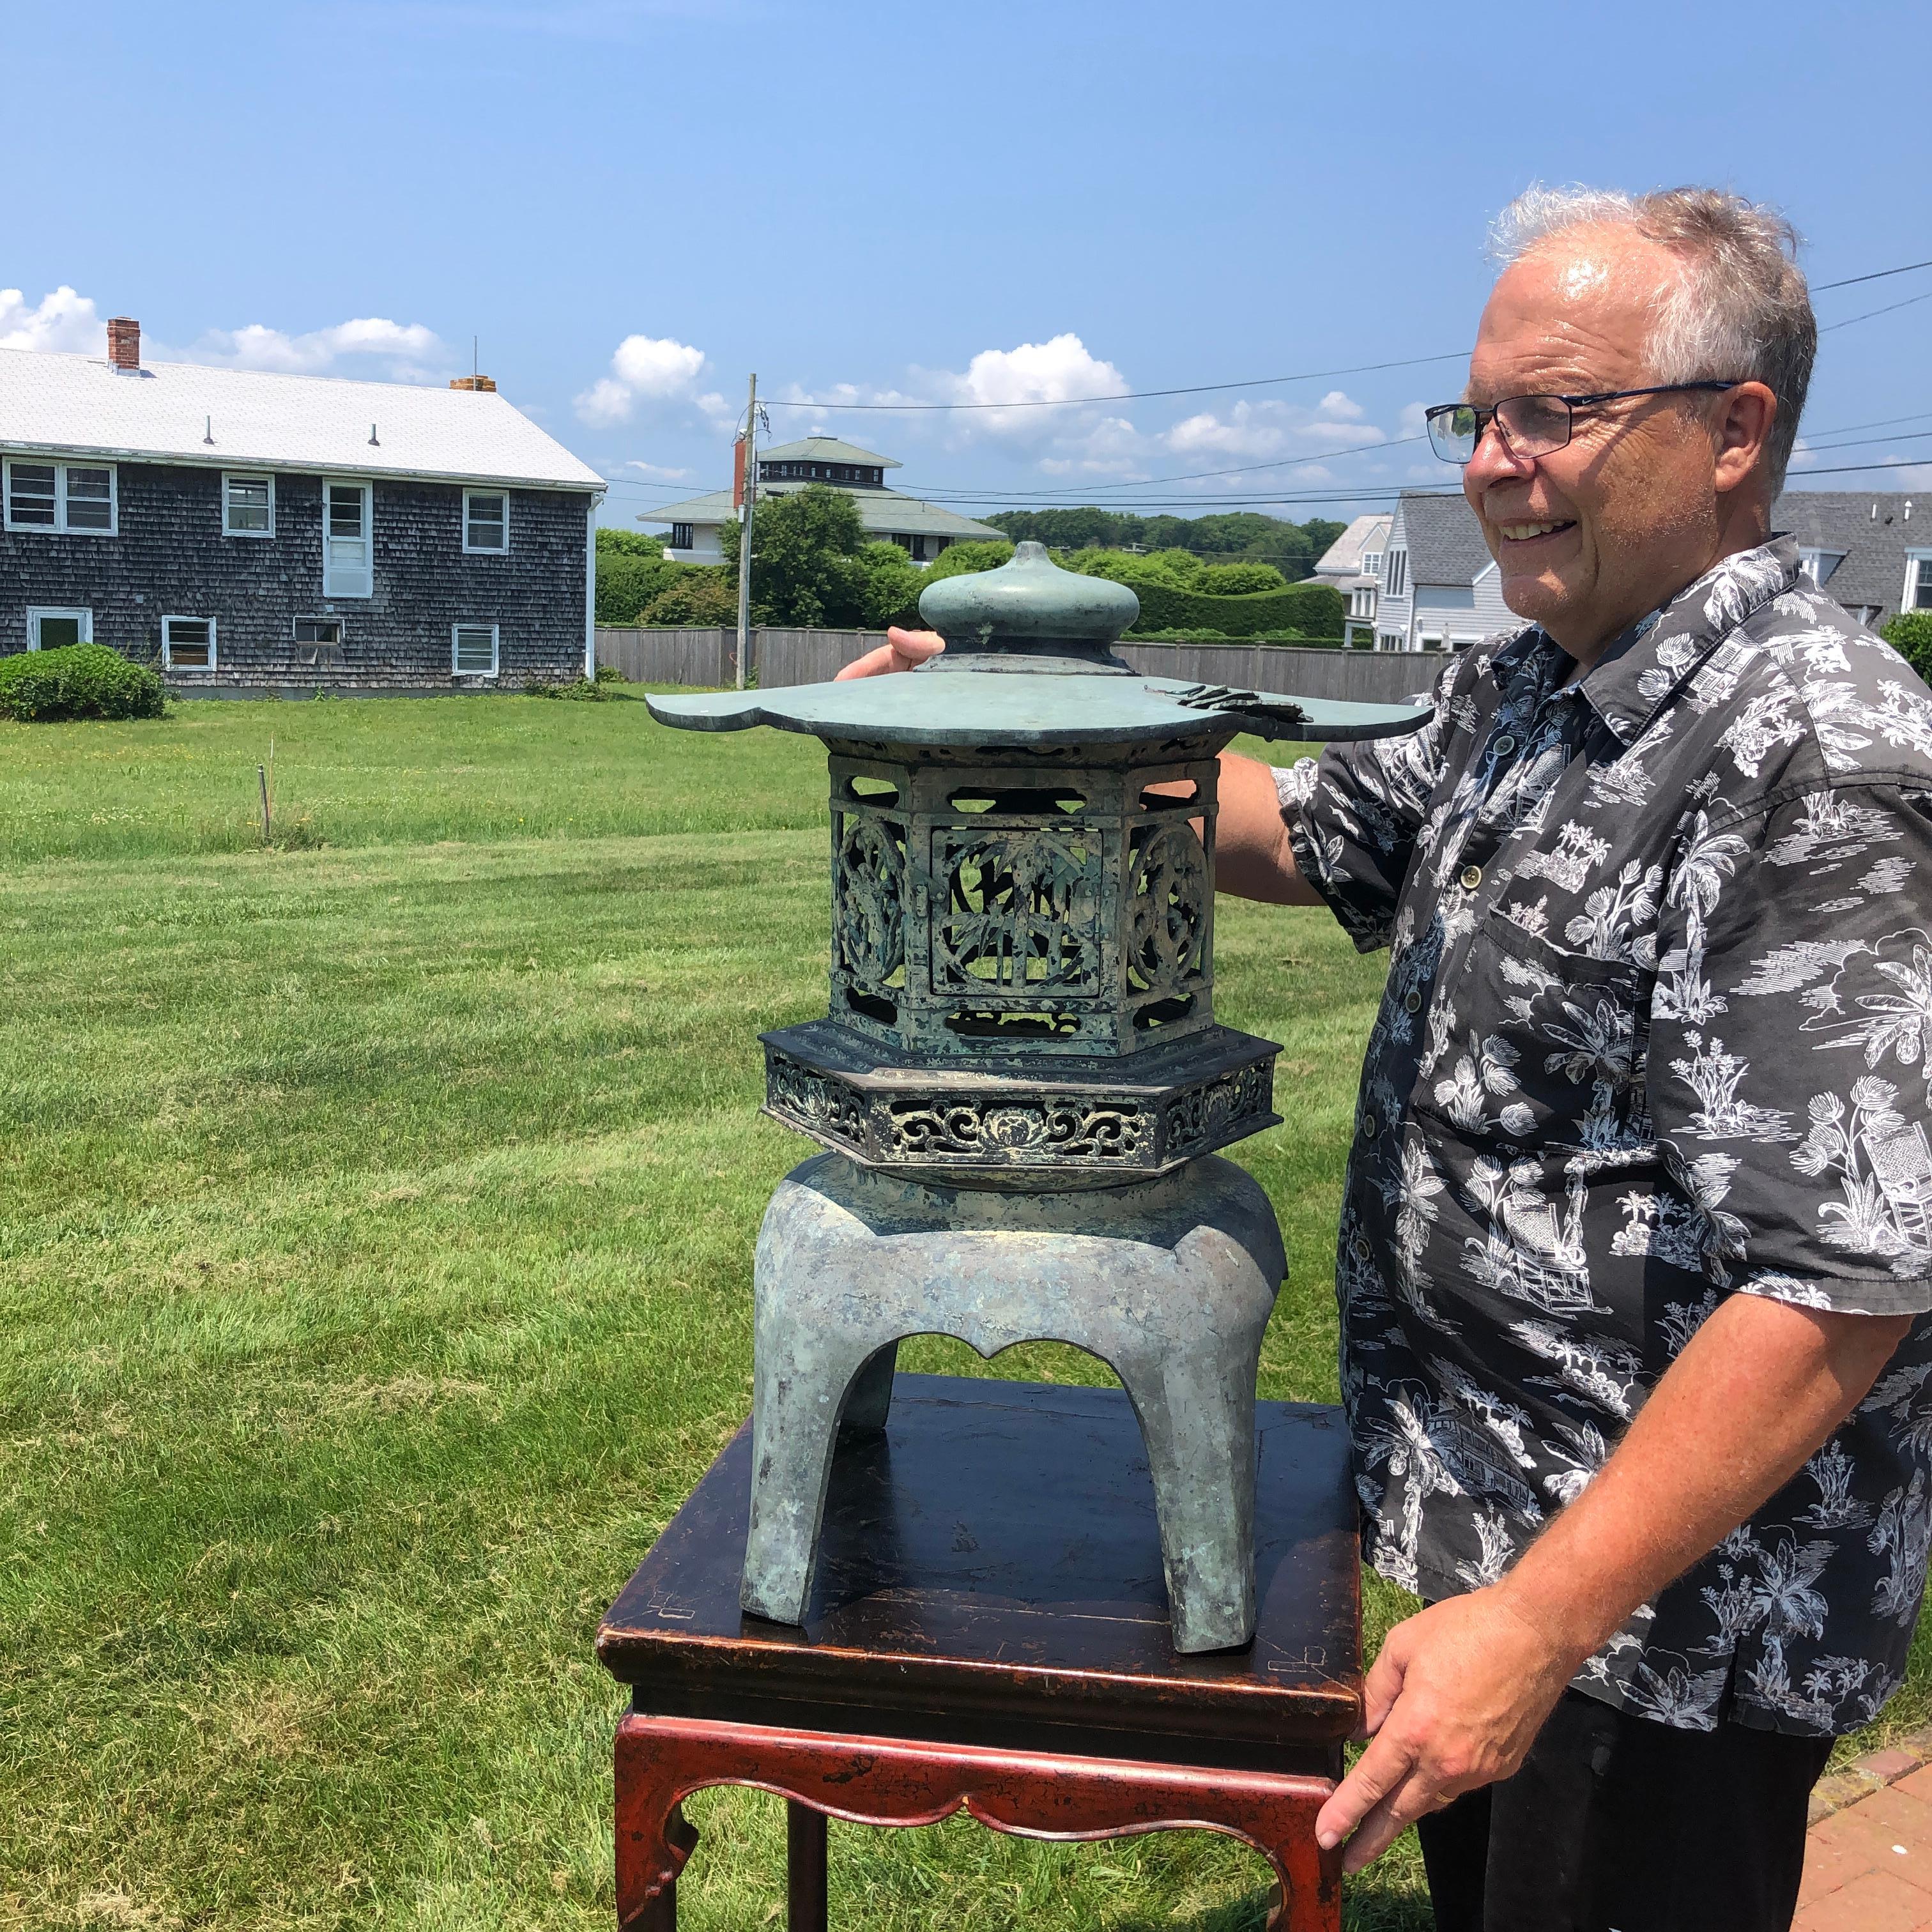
[743,1151,1284,1651]
[597,1374,1361,1931]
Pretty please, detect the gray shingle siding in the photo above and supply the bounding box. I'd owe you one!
[0,460,590,688]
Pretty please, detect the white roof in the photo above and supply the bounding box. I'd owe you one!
[1312,512,1393,578]
[0,348,604,492]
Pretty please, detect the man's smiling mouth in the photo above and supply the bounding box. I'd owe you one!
[1497,519,1578,542]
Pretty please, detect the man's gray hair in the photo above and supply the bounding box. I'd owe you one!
[1491,184,1815,494]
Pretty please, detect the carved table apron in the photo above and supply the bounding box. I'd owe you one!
[597,1375,1362,1929]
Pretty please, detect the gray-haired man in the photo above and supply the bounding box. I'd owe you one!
[848,187,1932,1929]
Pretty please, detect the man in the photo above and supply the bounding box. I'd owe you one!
[845,187,1932,1930]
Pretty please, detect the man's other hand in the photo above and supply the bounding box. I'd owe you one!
[834,627,945,680]
[1313,1589,1582,1873]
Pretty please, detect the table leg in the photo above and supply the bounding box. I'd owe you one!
[615,1713,1339,1931]
[786,1801,829,1932]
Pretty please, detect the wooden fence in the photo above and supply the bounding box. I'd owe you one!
[595,627,1441,705]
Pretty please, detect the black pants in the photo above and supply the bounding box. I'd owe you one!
[1416,1687,1833,1932]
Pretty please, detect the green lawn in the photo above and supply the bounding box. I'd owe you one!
[1,692,1917,1932]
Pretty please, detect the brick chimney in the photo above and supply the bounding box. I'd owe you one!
[106,316,140,374]
[448,373,496,392]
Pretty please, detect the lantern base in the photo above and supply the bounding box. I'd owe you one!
[742,1150,1285,1653]
[760,1020,1280,1190]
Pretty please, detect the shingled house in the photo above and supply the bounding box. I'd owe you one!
[0,318,606,691]
[1372,487,1929,650]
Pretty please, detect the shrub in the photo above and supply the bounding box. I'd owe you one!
[640,569,739,627]
[919,540,1014,586]
[595,528,664,558]
[1193,561,1287,595]
[1122,578,1346,640]
[857,542,926,629]
[595,550,679,624]
[1881,611,1932,682]
[0,644,165,722]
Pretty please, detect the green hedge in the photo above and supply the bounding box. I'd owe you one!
[1121,578,1346,640]
[0,645,165,722]
[1882,611,1932,683]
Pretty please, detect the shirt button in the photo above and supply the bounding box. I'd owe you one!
[1494,734,1517,757]
[1360,1112,1379,1138]
[1404,990,1422,1013]
[1460,864,1483,891]
[1352,1236,1372,1263]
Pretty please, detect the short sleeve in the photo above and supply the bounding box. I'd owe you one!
[1272,652,1461,953]
[1648,782,1932,1317]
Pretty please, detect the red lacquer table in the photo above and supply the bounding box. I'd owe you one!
[596,1374,1361,1930]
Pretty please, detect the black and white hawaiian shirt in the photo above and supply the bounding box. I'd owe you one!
[1277,535,1932,1736]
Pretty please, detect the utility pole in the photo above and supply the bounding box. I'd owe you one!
[735,372,758,691]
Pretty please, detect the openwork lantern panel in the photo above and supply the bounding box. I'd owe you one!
[827,753,1217,1060]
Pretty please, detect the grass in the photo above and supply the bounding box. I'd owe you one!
[2,691,1919,1931]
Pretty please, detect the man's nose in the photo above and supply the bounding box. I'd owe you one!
[1463,417,1537,491]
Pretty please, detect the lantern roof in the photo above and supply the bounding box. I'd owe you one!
[648,540,1431,749]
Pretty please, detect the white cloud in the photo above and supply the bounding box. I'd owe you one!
[944,332,1126,417]
[190,316,450,381]
[575,332,709,425]
[0,286,107,355]
[624,458,693,480]
[1165,392,1382,462]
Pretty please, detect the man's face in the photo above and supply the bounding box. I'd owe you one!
[1462,231,1728,659]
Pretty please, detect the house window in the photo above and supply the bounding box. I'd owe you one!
[294,618,342,647]
[910,535,930,562]
[1377,632,1402,652]
[1384,548,1409,599]
[162,615,215,670]
[26,606,91,649]
[1419,630,1445,652]
[1351,586,1376,617]
[1797,547,1846,589]
[323,482,372,597]
[670,523,694,550]
[5,459,117,534]
[1910,556,1932,611]
[1361,551,1383,578]
[223,473,274,537]
[452,622,499,677]
[463,489,509,554]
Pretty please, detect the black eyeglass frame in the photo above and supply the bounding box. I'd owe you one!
[1425,381,1745,464]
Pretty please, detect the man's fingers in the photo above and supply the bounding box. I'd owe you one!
[1315,1728,1416,1851]
[834,644,897,682]
[1358,1633,1410,1738]
[1340,1771,1446,1876]
[885,626,945,666]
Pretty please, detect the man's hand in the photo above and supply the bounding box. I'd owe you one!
[835,626,944,680]
[1314,1589,1583,1873]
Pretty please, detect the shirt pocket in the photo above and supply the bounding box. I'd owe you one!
[1418,911,1649,1147]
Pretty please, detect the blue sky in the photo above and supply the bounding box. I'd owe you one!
[5,0,1929,530]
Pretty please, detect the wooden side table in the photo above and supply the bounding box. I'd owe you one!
[597,1374,1361,1931]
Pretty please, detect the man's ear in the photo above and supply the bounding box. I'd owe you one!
[1714,381,1777,494]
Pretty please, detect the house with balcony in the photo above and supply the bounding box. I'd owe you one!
[640,434,1002,564]
[1368,488,1928,652]
[1307,512,1393,647]
[0,317,605,691]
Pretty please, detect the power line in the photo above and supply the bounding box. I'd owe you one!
[1821,288,1932,334]
[763,349,1468,414]
[1814,257,1932,291]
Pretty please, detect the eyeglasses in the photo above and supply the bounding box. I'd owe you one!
[1424,382,1743,464]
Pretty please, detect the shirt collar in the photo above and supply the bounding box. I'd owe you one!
[1563,536,1802,746]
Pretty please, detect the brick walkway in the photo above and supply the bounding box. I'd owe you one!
[1798,1744,1932,1930]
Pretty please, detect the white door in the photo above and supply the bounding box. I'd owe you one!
[323,482,372,597]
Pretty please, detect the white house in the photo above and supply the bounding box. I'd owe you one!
[1307,512,1393,647]
[640,434,1002,565]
